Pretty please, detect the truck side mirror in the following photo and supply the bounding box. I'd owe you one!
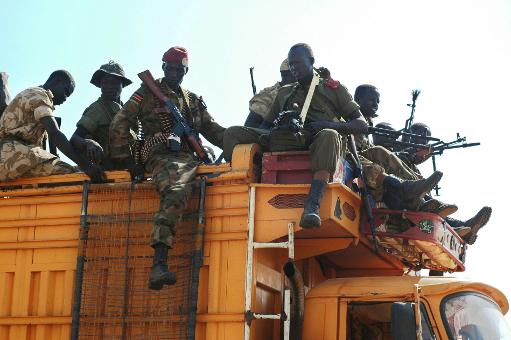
[391,302,417,340]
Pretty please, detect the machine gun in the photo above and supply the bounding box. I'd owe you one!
[404,89,421,132]
[369,127,480,195]
[138,70,213,164]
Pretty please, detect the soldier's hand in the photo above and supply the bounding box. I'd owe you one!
[84,164,106,183]
[84,139,104,164]
[412,147,432,164]
[127,163,144,183]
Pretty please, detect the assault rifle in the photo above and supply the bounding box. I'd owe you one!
[347,135,379,253]
[138,70,213,164]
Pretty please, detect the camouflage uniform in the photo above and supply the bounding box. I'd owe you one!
[110,78,224,248]
[76,98,129,169]
[248,82,281,121]
[1,72,10,116]
[0,87,75,181]
[224,80,359,174]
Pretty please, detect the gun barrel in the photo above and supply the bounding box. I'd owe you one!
[369,126,441,142]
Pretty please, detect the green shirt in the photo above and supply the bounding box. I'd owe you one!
[265,79,360,124]
[76,98,122,168]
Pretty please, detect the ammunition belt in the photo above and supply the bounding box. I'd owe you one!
[139,134,167,164]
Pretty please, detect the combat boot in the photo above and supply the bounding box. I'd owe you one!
[300,180,327,229]
[383,171,443,209]
[444,217,471,238]
[420,198,458,218]
[461,206,492,245]
[148,243,177,290]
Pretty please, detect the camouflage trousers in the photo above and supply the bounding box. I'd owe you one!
[0,140,75,182]
[145,151,198,248]
[360,146,419,201]
[223,126,345,174]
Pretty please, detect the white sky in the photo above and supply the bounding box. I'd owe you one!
[3,0,511,323]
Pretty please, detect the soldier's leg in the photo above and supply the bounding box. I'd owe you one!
[0,141,75,181]
[27,158,77,177]
[360,156,443,210]
[361,147,457,215]
[223,126,269,162]
[146,152,198,290]
[445,206,492,245]
[300,129,342,228]
[361,146,418,180]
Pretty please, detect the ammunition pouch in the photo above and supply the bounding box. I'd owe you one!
[139,132,182,164]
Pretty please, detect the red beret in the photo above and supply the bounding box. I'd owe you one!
[162,46,189,67]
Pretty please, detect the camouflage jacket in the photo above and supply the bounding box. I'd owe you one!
[265,79,360,124]
[0,87,54,146]
[248,82,281,120]
[110,78,225,161]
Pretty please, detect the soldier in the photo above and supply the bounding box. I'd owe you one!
[110,46,225,290]
[348,84,443,212]
[1,72,11,116]
[223,43,441,229]
[244,58,295,128]
[372,122,398,151]
[397,122,492,245]
[0,70,104,182]
[71,61,133,169]
[354,84,379,128]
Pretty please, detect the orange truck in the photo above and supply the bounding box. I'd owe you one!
[0,144,509,340]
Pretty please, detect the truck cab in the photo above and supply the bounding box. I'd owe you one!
[304,276,510,339]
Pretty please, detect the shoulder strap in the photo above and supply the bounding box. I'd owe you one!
[98,100,118,122]
[299,71,320,122]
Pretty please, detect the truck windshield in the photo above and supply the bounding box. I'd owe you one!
[442,292,511,340]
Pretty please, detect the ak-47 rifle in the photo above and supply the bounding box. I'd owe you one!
[347,135,379,253]
[249,67,256,96]
[138,70,213,164]
[404,89,421,132]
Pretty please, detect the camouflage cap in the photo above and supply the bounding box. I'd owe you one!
[90,61,132,88]
[280,58,290,72]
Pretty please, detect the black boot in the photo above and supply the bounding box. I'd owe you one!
[461,206,492,245]
[383,171,443,209]
[148,243,177,290]
[300,180,327,229]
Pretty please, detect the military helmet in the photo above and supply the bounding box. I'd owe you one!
[280,58,290,72]
[90,61,132,88]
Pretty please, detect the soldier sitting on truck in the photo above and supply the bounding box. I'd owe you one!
[110,46,225,290]
[244,58,295,128]
[0,70,105,183]
[71,61,134,170]
[356,85,492,245]
[371,122,398,151]
[395,122,492,245]
[223,43,443,229]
